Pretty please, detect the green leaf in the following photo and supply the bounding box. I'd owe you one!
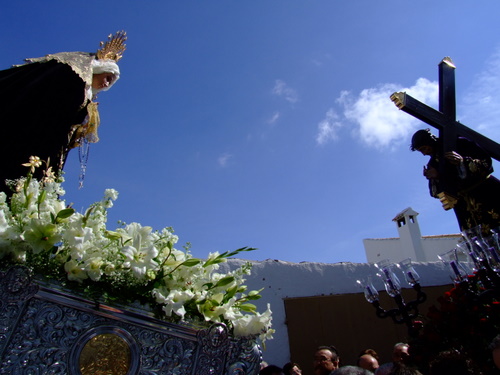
[105,230,122,240]
[245,292,262,301]
[37,190,47,205]
[181,258,201,267]
[225,246,257,258]
[239,303,257,313]
[213,276,235,288]
[56,208,75,220]
[203,258,225,268]
[82,205,95,225]
[248,288,263,297]
[203,247,257,268]
[223,285,238,303]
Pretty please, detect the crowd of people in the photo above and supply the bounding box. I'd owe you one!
[259,335,500,375]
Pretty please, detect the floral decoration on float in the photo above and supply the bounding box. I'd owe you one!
[0,156,273,343]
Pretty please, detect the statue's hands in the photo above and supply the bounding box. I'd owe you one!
[445,151,463,165]
[423,165,439,179]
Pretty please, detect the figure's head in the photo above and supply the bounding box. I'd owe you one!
[410,129,438,155]
[91,30,125,94]
[313,346,340,375]
[92,72,117,90]
[91,59,120,93]
[357,354,379,372]
[392,343,410,363]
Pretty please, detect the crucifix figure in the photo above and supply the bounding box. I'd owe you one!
[391,57,500,234]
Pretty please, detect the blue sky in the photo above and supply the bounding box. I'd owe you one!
[2,1,500,264]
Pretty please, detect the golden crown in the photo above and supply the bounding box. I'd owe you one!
[96,30,127,62]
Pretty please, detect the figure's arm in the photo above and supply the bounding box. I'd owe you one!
[446,138,493,180]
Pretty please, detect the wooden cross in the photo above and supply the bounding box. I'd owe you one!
[390,57,500,196]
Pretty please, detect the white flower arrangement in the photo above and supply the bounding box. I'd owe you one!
[0,158,274,343]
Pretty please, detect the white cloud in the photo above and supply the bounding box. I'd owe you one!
[323,47,500,150]
[272,80,299,104]
[322,78,439,150]
[268,111,280,125]
[217,153,232,167]
[461,47,500,141]
[316,109,342,145]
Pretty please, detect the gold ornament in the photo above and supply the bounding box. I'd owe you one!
[438,192,458,211]
[96,30,127,62]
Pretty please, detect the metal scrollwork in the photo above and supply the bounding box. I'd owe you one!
[0,266,260,374]
[196,323,231,374]
[0,266,38,301]
[226,337,262,375]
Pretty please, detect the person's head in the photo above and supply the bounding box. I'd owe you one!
[283,362,302,375]
[410,129,438,155]
[332,365,372,375]
[357,354,379,372]
[388,362,422,375]
[490,335,500,369]
[260,364,284,375]
[314,346,340,375]
[392,343,410,363]
[358,348,379,361]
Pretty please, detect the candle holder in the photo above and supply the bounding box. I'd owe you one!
[438,247,470,284]
[358,259,426,336]
[460,225,500,292]
[356,277,379,303]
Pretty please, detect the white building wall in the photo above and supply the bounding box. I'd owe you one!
[219,259,451,368]
[364,207,461,264]
[419,236,462,261]
[364,236,460,264]
[363,238,405,263]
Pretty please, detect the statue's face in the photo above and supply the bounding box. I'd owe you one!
[92,73,116,90]
[417,145,433,156]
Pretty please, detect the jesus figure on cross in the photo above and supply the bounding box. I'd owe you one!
[410,128,500,234]
[391,57,500,234]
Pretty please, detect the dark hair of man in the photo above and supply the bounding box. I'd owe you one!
[387,362,421,375]
[283,362,300,374]
[260,364,283,375]
[332,366,372,375]
[317,345,339,361]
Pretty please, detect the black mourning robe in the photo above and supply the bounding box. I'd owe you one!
[0,58,91,192]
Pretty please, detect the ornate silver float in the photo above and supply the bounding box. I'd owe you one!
[0,266,261,374]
